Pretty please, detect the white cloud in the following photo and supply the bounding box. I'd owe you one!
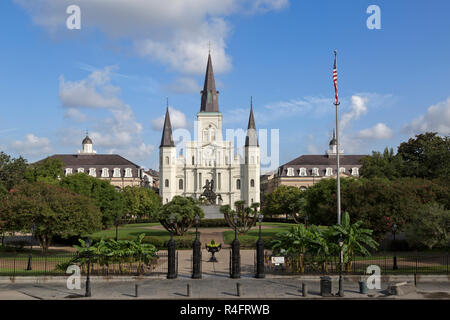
[164,77,200,94]
[11,134,52,156]
[64,108,87,122]
[151,107,188,131]
[340,95,369,130]
[357,123,394,140]
[403,98,450,135]
[58,66,155,163]
[264,96,332,117]
[59,66,124,109]
[14,0,288,74]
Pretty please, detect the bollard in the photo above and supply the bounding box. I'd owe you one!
[236,283,241,297]
[135,284,139,298]
[187,284,191,297]
[302,283,308,297]
[358,281,368,294]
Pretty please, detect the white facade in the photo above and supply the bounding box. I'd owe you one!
[159,54,260,209]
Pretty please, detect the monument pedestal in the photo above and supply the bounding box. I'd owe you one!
[200,205,223,219]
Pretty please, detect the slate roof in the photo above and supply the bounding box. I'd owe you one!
[200,53,219,112]
[48,154,140,167]
[160,107,175,148]
[245,103,259,147]
[278,154,366,177]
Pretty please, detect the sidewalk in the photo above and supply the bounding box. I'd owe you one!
[0,277,448,300]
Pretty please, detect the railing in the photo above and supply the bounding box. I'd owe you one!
[0,251,169,277]
[263,252,449,275]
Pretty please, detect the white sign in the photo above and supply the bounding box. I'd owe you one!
[271,257,285,265]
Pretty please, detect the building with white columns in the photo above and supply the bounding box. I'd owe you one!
[159,53,260,209]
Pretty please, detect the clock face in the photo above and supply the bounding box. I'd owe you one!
[203,146,215,159]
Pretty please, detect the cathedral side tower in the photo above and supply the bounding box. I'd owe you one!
[159,106,177,204]
[243,100,260,206]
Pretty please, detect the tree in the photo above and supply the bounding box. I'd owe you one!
[405,202,450,250]
[360,147,402,179]
[24,157,64,185]
[221,201,260,234]
[121,186,161,219]
[60,173,125,227]
[156,196,204,236]
[330,212,378,272]
[397,132,450,180]
[303,177,358,227]
[0,182,102,252]
[0,151,28,192]
[262,185,305,222]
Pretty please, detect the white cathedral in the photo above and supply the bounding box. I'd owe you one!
[159,53,260,209]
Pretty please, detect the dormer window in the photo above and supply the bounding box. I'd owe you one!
[326,168,333,176]
[125,168,132,178]
[89,168,96,177]
[352,167,359,176]
[65,168,73,176]
[287,167,295,176]
[113,168,121,178]
[299,168,307,176]
[101,168,109,178]
[312,168,319,176]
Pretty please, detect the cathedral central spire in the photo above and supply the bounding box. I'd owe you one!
[200,53,219,112]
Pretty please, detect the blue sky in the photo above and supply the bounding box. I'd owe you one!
[1,0,449,172]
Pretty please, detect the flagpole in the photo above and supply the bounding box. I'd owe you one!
[334,49,344,297]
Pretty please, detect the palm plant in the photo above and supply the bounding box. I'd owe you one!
[307,226,332,273]
[330,211,378,272]
[271,224,312,273]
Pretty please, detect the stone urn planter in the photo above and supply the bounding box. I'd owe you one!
[205,240,222,262]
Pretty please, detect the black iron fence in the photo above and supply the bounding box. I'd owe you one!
[263,251,449,275]
[0,251,170,277]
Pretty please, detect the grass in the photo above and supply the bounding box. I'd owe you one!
[87,222,196,249]
[223,222,295,247]
[88,222,162,240]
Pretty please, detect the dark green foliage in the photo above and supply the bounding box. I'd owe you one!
[397,132,450,180]
[156,196,204,236]
[262,185,305,222]
[0,152,28,192]
[60,173,125,228]
[121,186,161,219]
[360,147,402,179]
[303,177,449,242]
[405,202,450,249]
[0,182,102,252]
[24,157,64,185]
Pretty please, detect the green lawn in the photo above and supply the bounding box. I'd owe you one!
[223,222,296,247]
[87,222,196,249]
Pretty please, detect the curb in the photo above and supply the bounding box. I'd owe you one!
[0,274,448,284]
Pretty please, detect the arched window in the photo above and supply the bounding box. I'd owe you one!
[165,156,169,165]
[236,179,241,190]
[179,179,183,190]
[165,179,169,188]
[250,179,255,187]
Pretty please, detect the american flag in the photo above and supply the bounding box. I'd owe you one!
[333,51,338,105]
